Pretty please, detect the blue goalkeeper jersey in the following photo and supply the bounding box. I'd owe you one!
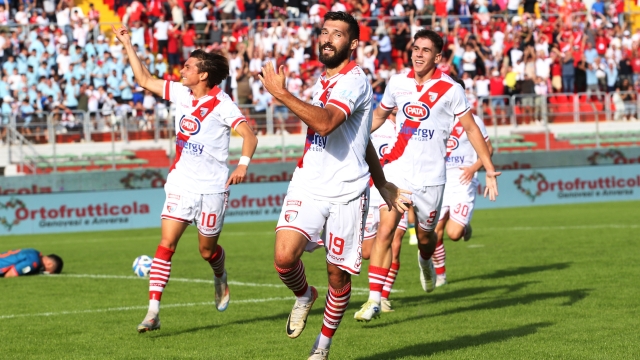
[0,248,43,277]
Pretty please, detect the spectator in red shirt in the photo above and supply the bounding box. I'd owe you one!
[167,25,181,67]
[181,25,196,61]
[594,30,610,56]
[489,69,506,124]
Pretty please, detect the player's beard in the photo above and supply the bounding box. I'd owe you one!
[318,42,350,69]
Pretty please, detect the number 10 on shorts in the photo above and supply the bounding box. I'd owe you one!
[200,212,217,228]
[328,233,344,255]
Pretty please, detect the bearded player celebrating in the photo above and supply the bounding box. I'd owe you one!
[260,11,410,360]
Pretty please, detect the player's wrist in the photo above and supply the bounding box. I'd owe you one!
[238,156,251,166]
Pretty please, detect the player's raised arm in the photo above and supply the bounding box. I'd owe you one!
[225,122,258,187]
[112,25,165,98]
[458,111,501,200]
[259,62,347,137]
[365,140,411,212]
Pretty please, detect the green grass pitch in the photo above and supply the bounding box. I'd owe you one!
[1,201,639,359]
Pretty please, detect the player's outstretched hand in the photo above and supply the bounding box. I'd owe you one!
[459,166,474,185]
[258,62,287,98]
[484,171,501,201]
[112,24,131,45]
[379,182,412,212]
[226,165,248,187]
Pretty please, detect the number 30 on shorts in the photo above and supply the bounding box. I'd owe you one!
[328,232,344,255]
[200,212,217,228]
[453,204,469,217]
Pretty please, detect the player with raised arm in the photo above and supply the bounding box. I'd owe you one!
[259,12,410,360]
[355,29,501,322]
[361,109,408,313]
[112,25,258,333]
[433,78,493,287]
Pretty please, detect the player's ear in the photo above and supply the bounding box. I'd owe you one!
[200,71,208,82]
[350,39,358,52]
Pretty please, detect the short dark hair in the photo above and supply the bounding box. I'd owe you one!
[451,75,465,90]
[323,11,359,42]
[47,254,64,274]
[413,29,444,54]
[189,49,229,88]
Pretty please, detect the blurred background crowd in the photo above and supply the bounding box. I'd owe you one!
[1,0,639,140]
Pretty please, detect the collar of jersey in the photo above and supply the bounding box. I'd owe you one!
[406,68,442,81]
[188,86,220,105]
[321,60,357,80]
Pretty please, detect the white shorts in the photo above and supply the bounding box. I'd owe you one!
[364,206,408,240]
[275,188,369,275]
[161,183,229,237]
[386,175,444,232]
[439,181,477,226]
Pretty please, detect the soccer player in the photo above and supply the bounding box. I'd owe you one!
[355,29,501,322]
[433,78,493,287]
[259,12,409,360]
[361,109,408,313]
[112,25,258,333]
[0,249,63,277]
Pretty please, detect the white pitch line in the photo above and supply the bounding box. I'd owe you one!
[484,224,639,231]
[49,274,404,293]
[0,297,292,320]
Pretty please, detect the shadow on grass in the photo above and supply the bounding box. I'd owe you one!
[395,281,538,308]
[356,322,554,360]
[148,307,328,338]
[364,288,591,329]
[455,262,573,283]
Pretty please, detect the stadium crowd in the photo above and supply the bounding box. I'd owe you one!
[0,0,639,139]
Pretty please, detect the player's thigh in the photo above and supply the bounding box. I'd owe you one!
[324,189,369,275]
[412,184,445,232]
[195,191,229,237]
[275,190,330,266]
[160,184,201,247]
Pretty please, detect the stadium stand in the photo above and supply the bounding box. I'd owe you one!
[1,0,640,174]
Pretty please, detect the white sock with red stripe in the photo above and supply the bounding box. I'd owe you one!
[318,282,351,349]
[433,239,446,275]
[368,265,390,304]
[207,245,225,278]
[148,245,175,313]
[275,259,312,302]
[381,262,400,300]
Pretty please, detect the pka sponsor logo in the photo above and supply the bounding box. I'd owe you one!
[178,115,202,136]
[402,101,430,121]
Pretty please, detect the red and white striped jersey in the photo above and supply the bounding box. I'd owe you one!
[379,69,470,187]
[445,114,489,190]
[290,61,373,203]
[163,81,246,194]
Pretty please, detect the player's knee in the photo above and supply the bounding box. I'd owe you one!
[274,251,299,269]
[447,226,464,241]
[199,247,215,260]
[327,268,350,288]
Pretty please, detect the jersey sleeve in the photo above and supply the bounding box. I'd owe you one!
[162,80,191,103]
[473,114,489,141]
[326,71,368,118]
[216,97,247,130]
[451,83,471,118]
[378,76,396,111]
